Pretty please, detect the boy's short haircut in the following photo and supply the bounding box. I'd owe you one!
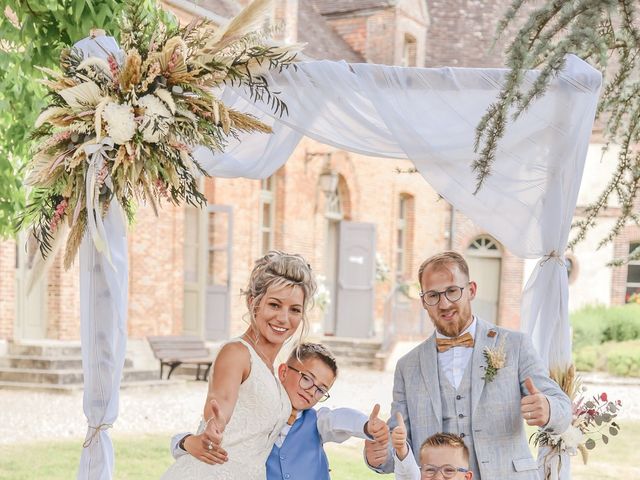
[288,342,338,377]
[419,433,469,462]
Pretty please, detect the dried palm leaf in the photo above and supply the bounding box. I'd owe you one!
[24,153,56,187]
[35,107,71,128]
[58,81,103,108]
[154,88,176,114]
[207,0,273,52]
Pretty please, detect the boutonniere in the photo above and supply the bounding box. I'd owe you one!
[482,332,507,383]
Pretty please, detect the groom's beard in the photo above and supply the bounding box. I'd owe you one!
[431,308,473,337]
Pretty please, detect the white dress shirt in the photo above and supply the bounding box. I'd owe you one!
[435,317,477,389]
[393,446,420,480]
[171,406,369,459]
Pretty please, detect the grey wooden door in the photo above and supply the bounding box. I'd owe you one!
[16,233,47,339]
[335,221,376,338]
[204,205,233,341]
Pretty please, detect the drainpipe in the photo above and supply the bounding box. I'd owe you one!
[449,203,456,250]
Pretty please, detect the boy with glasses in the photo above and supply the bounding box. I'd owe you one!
[391,413,472,480]
[171,342,389,479]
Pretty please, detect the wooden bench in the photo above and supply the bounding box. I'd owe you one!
[147,335,215,381]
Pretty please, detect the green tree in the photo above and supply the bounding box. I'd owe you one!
[0,0,138,237]
[475,0,640,262]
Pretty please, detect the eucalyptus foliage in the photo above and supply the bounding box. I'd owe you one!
[475,0,640,262]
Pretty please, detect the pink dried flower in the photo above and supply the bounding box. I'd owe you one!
[50,198,69,232]
[155,179,169,198]
[108,55,119,77]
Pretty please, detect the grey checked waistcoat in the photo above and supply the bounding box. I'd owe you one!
[438,357,478,478]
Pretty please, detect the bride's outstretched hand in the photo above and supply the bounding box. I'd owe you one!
[184,399,229,465]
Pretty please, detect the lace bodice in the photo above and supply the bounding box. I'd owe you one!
[161,339,291,479]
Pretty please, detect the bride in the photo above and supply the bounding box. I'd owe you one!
[161,251,316,479]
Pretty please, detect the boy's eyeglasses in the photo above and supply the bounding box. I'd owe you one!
[286,365,330,402]
[420,464,469,478]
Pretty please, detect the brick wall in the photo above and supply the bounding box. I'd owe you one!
[424,0,513,68]
[326,15,369,59]
[46,252,80,339]
[127,203,184,337]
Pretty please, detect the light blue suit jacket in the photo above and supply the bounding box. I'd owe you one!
[376,318,571,479]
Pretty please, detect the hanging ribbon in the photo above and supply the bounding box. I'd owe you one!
[83,137,115,265]
[540,249,566,267]
[82,423,114,448]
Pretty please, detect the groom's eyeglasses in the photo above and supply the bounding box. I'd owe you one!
[286,365,330,402]
[420,464,469,478]
[419,283,471,307]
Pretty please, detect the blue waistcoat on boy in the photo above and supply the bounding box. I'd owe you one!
[266,408,330,480]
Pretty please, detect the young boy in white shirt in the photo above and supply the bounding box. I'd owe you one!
[392,412,473,480]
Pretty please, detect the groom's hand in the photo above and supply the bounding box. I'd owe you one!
[391,412,409,460]
[521,377,550,427]
[364,404,389,468]
[365,404,389,444]
[365,439,389,468]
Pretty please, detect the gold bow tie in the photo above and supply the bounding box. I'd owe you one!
[436,332,475,353]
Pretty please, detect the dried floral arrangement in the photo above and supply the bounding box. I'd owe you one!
[531,364,621,478]
[18,0,299,267]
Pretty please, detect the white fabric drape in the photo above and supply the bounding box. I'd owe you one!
[78,202,128,479]
[74,36,129,480]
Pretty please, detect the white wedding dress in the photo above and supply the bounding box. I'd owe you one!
[161,339,291,479]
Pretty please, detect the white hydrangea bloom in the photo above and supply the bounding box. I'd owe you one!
[102,102,136,144]
[560,425,584,449]
[138,94,173,143]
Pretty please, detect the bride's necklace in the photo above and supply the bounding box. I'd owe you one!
[242,332,274,373]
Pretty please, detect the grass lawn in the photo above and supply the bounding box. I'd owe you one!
[1,423,638,479]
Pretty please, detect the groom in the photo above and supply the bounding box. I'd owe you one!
[365,251,571,479]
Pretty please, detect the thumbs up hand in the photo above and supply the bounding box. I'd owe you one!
[365,404,389,444]
[391,412,409,460]
[364,404,390,468]
[521,377,550,426]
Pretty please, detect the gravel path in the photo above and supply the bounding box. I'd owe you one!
[1,369,638,446]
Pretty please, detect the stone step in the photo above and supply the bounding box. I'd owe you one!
[0,355,133,370]
[335,356,385,370]
[306,336,386,371]
[322,346,381,358]
[9,342,82,357]
[0,367,158,385]
[0,379,183,393]
[314,337,382,350]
